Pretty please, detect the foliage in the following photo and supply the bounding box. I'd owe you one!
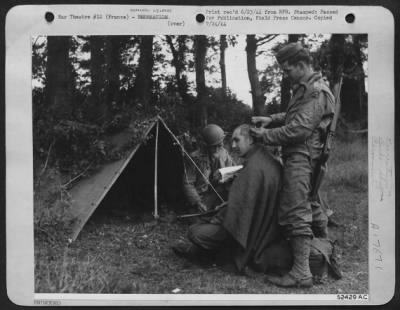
[32,36,47,85]
[34,166,74,244]
[31,33,369,191]
[52,120,107,170]
[206,88,252,130]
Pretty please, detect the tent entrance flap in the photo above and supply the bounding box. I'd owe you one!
[68,119,185,241]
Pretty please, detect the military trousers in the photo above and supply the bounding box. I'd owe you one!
[280,153,328,237]
[188,220,228,251]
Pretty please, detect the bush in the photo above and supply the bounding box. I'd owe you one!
[325,138,368,191]
[206,88,253,131]
[34,167,75,243]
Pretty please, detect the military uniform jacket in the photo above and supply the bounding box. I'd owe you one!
[183,146,234,206]
[262,72,335,159]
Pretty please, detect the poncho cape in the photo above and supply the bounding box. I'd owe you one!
[222,145,283,271]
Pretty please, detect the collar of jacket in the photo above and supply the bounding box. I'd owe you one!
[292,72,322,96]
[286,72,322,114]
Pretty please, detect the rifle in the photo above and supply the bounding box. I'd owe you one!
[311,76,343,200]
[177,202,227,219]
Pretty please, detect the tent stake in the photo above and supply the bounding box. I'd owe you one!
[153,121,160,220]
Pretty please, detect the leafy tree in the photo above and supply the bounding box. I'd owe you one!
[246,34,277,115]
[314,34,368,121]
[165,35,191,103]
[246,35,263,115]
[32,33,368,179]
[32,36,47,86]
[207,88,252,130]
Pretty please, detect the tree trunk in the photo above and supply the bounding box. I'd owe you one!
[328,34,346,85]
[89,36,106,122]
[166,35,189,103]
[353,34,367,116]
[46,36,74,120]
[246,35,265,115]
[328,34,361,120]
[104,36,123,115]
[280,34,300,112]
[135,35,154,106]
[195,35,208,126]
[220,35,228,98]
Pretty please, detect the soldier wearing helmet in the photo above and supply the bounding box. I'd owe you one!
[251,43,335,288]
[183,124,234,212]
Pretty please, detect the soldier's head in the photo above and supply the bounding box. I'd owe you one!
[231,124,255,157]
[276,43,313,84]
[201,124,225,154]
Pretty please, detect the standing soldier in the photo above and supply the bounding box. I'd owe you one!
[183,124,234,212]
[251,43,335,288]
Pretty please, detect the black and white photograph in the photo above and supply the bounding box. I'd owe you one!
[32,33,368,294]
[5,4,395,306]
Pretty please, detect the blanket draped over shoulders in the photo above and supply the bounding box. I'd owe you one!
[222,145,283,271]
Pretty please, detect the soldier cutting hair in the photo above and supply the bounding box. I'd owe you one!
[251,43,335,288]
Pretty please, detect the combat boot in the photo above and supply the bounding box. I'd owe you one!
[172,242,215,265]
[265,236,313,288]
[171,242,202,260]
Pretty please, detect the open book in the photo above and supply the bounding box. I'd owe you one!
[218,165,243,183]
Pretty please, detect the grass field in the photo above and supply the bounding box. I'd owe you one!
[34,136,368,295]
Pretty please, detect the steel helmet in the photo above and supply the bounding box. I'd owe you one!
[201,124,225,146]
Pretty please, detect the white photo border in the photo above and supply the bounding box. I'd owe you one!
[5,4,395,306]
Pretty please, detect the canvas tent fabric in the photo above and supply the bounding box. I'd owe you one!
[67,117,185,242]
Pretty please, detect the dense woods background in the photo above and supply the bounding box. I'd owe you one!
[32,33,367,176]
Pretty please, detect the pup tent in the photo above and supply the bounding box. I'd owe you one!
[67,116,190,242]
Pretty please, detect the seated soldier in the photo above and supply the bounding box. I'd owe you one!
[183,124,234,212]
[175,124,283,272]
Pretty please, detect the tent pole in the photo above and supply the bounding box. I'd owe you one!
[153,121,159,220]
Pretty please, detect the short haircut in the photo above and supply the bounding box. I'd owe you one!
[287,49,312,66]
[234,124,252,137]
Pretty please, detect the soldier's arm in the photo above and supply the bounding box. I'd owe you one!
[270,112,286,126]
[182,159,204,208]
[210,150,233,186]
[261,92,325,145]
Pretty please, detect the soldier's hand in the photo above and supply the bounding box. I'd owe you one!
[197,202,208,213]
[251,116,272,128]
[250,127,267,139]
[211,170,222,183]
